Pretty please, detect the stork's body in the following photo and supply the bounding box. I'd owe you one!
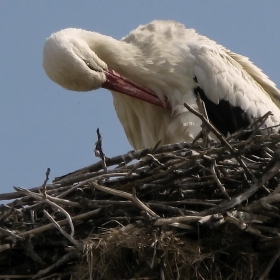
[43,20,280,149]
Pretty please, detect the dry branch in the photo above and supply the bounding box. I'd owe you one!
[1,122,280,279]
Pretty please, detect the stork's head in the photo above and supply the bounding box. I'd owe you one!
[43,28,107,92]
[43,28,167,109]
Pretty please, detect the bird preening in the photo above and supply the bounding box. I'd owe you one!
[43,20,280,150]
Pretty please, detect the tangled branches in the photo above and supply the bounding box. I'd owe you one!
[1,123,280,279]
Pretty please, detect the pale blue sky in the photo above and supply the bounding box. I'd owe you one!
[1,2,280,194]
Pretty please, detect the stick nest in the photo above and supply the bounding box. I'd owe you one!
[1,125,280,279]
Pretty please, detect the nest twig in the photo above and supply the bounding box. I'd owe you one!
[1,115,280,279]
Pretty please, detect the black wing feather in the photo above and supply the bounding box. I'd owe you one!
[193,86,252,136]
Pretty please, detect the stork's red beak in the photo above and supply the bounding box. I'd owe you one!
[102,69,171,109]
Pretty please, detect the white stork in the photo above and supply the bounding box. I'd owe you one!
[43,20,280,150]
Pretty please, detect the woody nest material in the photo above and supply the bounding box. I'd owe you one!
[1,108,280,280]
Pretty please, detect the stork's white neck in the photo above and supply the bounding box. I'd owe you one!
[79,29,144,75]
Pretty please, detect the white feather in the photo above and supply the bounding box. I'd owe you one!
[43,20,280,149]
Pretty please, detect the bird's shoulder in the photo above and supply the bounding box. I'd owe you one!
[122,20,280,106]
[122,20,197,47]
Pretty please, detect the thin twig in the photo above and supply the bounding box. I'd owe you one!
[184,102,253,179]
[153,215,202,226]
[227,111,272,141]
[90,181,159,217]
[211,159,231,200]
[94,128,107,173]
[0,227,24,241]
[43,210,82,249]
[197,94,211,147]
[5,208,102,242]
[14,187,75,237]
[41,168,50,199]
[203,153,280,215]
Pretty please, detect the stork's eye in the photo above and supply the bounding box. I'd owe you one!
[84,60,93,69]
[84,60,102,72]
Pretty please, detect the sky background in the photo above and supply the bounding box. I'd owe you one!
[1,1,280,196]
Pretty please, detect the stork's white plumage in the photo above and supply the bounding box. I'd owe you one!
[43,20,280,150]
